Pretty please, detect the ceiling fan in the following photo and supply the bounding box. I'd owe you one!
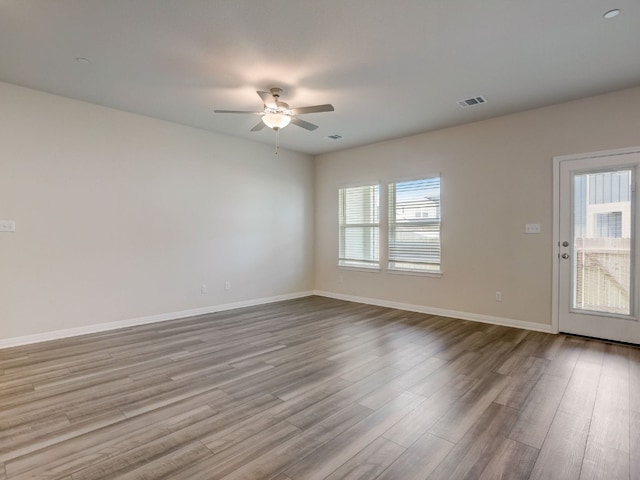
[214,87,334,132]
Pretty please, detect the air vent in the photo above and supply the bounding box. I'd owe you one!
[327,134,343,140]
[457,96,487,108]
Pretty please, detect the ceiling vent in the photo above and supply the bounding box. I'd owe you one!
[327,134,343,140]
[458,96,487,108]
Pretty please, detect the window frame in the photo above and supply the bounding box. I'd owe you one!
[387,175,442,275]
[337,174,442,277]
[338,183,381,270]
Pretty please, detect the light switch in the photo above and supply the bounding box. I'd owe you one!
[525,223,541,234]
[0,220,15,232]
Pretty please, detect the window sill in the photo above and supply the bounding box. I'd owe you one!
[387,269,443,278]
[337,265,381,273]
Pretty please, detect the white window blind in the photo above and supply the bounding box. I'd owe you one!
[388,177,441,272]
[339,184,380,268]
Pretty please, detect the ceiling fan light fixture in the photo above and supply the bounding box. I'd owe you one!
[262,112,291,130]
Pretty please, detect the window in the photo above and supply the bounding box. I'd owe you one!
[338,184,380,268]
[338,176,442,274]
[388,177,441,273]
[596,212,622,238]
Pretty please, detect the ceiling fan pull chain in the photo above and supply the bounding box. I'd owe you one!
[275,127,280,155]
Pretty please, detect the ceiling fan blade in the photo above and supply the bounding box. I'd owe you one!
[257,91,276,108]
[214,109,261,114]
[291,117,319,131]
[250,121,266,132]
[291,104,334,115]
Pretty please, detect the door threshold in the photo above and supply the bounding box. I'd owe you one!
[561,331,639,348]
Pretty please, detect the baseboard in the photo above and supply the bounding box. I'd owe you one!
[313,290,555,334]
[1,289,554,349]
[0,291,314,349]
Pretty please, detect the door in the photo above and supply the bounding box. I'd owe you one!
[556,149,640,344]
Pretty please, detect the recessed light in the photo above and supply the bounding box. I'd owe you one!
[603,9,621,19]
[75,57,91,64]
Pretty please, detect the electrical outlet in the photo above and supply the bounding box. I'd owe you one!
[201,284,208,294]
[224,281,231,291]
[495,291,502,302]
[0,220,16,232]
[525,223,541,234]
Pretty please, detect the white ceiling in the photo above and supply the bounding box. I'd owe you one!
[1,0,639,155]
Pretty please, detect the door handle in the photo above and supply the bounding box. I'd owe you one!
[561,253,570,259]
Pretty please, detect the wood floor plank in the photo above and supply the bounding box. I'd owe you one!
[357,356,447,410]
[600,343,630,380]
[508,373,569,449]
[544,337,583,379]
[0,409,125,465]
[587,373,630,453]
[337,354,403,383]
[374,432,453,480]
[427,402,521,480]
[579,441,629,480]
[575,339,606,367]
[83,421,301,480]
[529,411,590,480]
[0,296,637,480]
[6,393,277,479]
[0,414,70,453]
[6,405,216,479]
[214,403,373,480]
[477,438,538,480]
[322,437,405,480]
[558,360,602,419]
[201,376,354,454]
[284,392,425,480]
[382,374,476,447]
[530,332,566,360]
[495,355,547,409]
[461,340,520,379]
[286,366,403,431]
[428,372,511,443]
[579,360,631,480]
[408,350,482,398]
[104,441,214,480]
[0,376,135,428]
[495,353,529,376]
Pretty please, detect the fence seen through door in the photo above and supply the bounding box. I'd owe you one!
[572,170,631,316]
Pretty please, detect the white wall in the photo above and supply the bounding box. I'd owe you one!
[0,81,315,341]
[3,81,640,342]
[315,86,640,328]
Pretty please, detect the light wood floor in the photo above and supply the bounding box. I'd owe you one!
[1,296,639,479]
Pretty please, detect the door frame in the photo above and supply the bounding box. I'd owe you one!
[552,146,640,335]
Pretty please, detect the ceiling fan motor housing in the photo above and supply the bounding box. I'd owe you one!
[270,87,284,98]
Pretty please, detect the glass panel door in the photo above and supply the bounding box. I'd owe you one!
[557,150,640,344]
[572,170,632,316]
